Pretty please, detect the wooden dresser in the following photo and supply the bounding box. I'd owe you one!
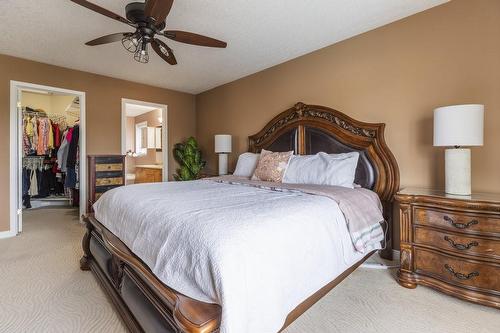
[395,188,500,309]
[87,155,125,212]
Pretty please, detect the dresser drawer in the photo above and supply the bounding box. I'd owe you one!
[96,177,123,186]
[95,163,123,172]
[95,156,124,164]
[415,227,500,260]
[414,207,500,236]
[414,247,500,293]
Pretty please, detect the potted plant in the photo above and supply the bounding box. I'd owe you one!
[173,137,206,181]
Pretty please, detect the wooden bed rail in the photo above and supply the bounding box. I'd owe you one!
[81,214,222,333]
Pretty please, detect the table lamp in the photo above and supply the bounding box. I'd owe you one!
[215,134,232,175]
[433,104,484,195]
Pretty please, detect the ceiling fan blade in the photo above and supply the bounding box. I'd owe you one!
[152,39,177,65]
[164,30,227,48]
[70,0,134,27]
[144,0,174,26]
[85,33,132,46]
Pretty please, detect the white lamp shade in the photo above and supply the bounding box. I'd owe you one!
[215,134,232,153]
[433,104,484,147]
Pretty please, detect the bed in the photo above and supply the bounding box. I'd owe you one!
[80,102,400,333]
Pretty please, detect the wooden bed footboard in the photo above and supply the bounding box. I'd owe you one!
[81,214,222,333]
[82,214,376,333]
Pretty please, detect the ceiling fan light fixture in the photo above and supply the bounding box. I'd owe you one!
[74,0,227,66]
[122,34,140,53]
[134,42,149,63]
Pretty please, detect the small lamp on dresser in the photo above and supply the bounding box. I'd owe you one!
[433,104,484,196]
[215,134,232,175]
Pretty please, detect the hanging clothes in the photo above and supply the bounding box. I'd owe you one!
[36,118,50,155]
[23,130,31,156]
[31,116,38,152]
[66,125,79,169]
[66,127,74,145]
[22,168,30,197]
[65,124,79,189]
[25,116,34,136]
[23,116,33,155]
[29,170,38,196]
[47,121,54,150]
[53,123,61,148]
[21,107,74,207]
[57,129,70,172]
[65,167,77,189]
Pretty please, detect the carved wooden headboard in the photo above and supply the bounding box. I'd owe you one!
[248,102,399,200]
[248,102,400,258]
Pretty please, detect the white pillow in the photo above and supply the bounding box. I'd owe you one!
[283,152,359,188]
[233,152,260,177]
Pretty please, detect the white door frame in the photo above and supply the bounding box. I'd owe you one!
[121,98,168,181]
[5,81,87,239]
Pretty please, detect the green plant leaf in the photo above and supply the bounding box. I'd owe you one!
[172,137,206,181]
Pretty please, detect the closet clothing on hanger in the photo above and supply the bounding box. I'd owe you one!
[57,130,70,172]
[47,121,54,150]
[36,118,51,155]
[22,168,30,197]
[67,125,79,169]
[65,167,77,189]
[53,123,61,148]
[29,170,38,196]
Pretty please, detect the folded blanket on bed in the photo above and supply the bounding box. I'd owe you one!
[210,176,385,253]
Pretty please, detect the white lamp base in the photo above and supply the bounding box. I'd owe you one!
[218,153,228,175]
[445,148,471,196]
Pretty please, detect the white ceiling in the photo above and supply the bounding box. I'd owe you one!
[125,103,158,117]
[0,0,447,94]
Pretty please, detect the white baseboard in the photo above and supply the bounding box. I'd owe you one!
[0,230,17,239]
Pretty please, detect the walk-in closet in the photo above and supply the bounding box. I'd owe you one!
[20,90,81,211]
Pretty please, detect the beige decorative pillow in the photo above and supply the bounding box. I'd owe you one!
[251,149,293,182]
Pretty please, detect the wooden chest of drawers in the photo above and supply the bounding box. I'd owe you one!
[395,188,500,309]
[87,155,125,213]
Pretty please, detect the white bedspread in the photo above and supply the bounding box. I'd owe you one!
[93,179,382,333]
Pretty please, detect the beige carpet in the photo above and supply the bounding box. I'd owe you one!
[0,208,498,333]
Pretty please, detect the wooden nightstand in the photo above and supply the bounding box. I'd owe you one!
[395,188,500,309]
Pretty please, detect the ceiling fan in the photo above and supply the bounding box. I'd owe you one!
[70,0,227,65]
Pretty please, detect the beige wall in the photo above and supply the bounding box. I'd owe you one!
[21,92,52,112]
[21,92,80,124]
[51,95,80,124]
[197,0,500,193]
[196,0,500,249]
[134,109,163,166]
[0,54,196,232]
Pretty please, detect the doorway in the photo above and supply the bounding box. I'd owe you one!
[121,99,168,185]
[8,81,86,237]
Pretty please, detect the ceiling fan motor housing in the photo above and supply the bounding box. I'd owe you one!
[126,2,166,29]
[125,2,146,23]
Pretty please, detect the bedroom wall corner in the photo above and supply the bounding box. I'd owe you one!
[195,0,500,249]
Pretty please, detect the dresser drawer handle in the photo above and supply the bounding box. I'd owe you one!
[443,236,479,251]
[444,264,479,280]
[443,215,478,229]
